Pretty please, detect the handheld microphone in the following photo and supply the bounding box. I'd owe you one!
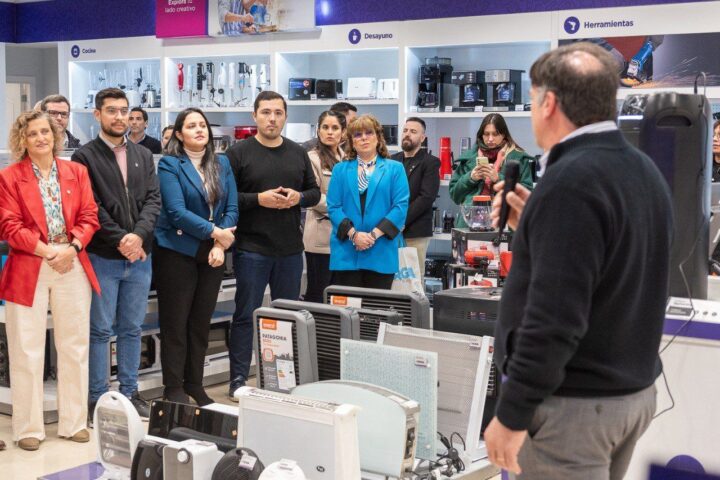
[494,160,520,246]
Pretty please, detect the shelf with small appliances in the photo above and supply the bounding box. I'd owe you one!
[404,41,550,162]
[67,57,163,144]
[277,48,402,144]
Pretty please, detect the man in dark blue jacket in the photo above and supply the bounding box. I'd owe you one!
[486,42,673,479]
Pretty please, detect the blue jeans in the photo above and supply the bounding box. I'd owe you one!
[88,254,152,402]
[230,249,303,382]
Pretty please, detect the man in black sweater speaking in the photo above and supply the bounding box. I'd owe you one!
[485,43,673,479]
[225,91,320,399]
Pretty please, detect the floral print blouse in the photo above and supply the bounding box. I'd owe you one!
[32,161,68,243]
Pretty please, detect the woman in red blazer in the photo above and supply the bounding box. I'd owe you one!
[0,111,100,451]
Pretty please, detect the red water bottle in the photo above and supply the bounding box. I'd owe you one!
[439,137,452,180]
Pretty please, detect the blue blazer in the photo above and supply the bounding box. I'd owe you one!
[327,156,409,274]
[155,154,239,257]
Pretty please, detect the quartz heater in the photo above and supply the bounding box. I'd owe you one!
[270,299,360,381]
[378,323,495,461]
[235,387,361,480]
[253,308,318,394]
[341,338,439,461]
[324,286,431,329]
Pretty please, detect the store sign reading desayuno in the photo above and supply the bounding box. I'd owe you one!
[563,14,635,35]
[348,28,393,45]
[71,45,97,58]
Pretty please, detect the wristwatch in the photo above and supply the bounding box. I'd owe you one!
[369,231,377,240]
[70,243,82,254]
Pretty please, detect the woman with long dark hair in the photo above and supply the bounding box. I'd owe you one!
[450,113,534,227]
[153,108,238,405]
[303,111,346,302]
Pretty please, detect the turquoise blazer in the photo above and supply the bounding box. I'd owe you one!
[327,157,409,274]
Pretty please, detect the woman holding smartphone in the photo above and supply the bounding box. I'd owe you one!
[449,113,534,227]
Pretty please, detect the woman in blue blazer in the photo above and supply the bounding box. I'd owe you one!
[327,114,409,289]
[153,108,238,405]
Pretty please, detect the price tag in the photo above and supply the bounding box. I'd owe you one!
[409,106,418,112]
[310,94,318,101]
[444,106,453,113]
[337,93,344,100]
[515,104,524,111]
[474,105,484,112]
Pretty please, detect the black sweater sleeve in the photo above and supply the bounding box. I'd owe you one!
[496,184,607,431]
[226,145,260,210]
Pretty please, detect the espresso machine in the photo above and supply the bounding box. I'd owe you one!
[417,57,453,112]
[451,70,485,112]
[484,69,524,112]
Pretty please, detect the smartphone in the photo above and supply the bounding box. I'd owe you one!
[477,156,489,166]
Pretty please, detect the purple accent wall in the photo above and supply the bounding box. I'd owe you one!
[0,2,15,43]
[315,0,715,25]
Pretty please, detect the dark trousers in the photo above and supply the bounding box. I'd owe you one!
[153,241,224,389]
[331,269,395,290]
[230,249,303,382]
[304,252,331,303]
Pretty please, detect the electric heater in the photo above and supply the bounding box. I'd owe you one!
[292,380,420,478]
[235,387,361,480]
[378,323,494,460]
[253,308,318,394]
[325,285,430,329]
[270,299,360,381]
[340,338,438,461]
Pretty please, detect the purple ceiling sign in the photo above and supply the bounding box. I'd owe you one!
[314,0,714,25]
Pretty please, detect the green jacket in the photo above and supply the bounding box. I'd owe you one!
[449,145,535,228]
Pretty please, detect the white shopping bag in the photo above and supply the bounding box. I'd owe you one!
[392,246,427,298]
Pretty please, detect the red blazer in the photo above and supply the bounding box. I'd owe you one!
[0,157,101,307]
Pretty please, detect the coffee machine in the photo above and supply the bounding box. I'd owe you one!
[451,70,485,112]
[484,69,524,112]
[417,57,453,112]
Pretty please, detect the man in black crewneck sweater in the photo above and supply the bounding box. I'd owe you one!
[485,43,673,479]
[225,91,320,399]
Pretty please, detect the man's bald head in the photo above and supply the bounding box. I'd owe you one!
[530,42,619,127]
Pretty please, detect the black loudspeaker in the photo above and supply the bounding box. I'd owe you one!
[622,92,712,299]
[212,448,265,480]
[131,439,166,480]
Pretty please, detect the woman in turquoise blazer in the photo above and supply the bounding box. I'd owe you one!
[327,114,409,289]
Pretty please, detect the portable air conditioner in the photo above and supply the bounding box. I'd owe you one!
[325,285,431,329]
[259,460,306,480]
[354,308,404,342]
[346,77,377,99]
[292,380,420,478]
[94,391,146,479]
[212,447,265,480]
[378,323,494,461]
[236,387,361,480]
[270,299,360,381]
[253,308,318,394]
[340,338,438,461]
[131,436,180,480]
[163,439,224,480]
